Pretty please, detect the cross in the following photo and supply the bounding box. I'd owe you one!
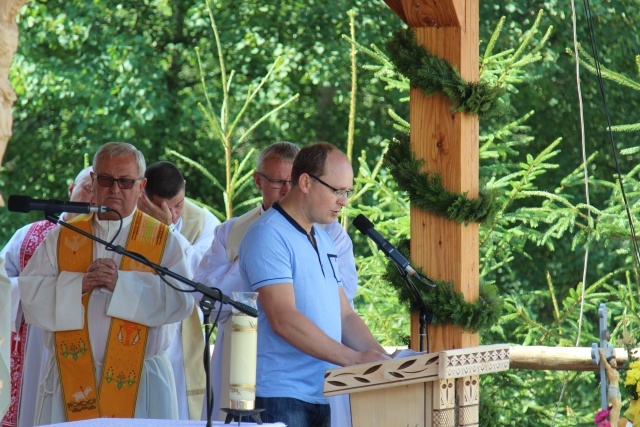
[591,302,612,410]
[11,331,21,353]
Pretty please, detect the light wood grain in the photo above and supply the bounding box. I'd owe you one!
[0,0,28,206]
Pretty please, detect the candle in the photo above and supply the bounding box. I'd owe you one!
[229,292,258,410]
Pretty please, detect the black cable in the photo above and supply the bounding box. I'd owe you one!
[581,0,640,270]
[107,209,123,246]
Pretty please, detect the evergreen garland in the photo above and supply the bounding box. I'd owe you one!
[384,133,499,224]
[386,27,506,117]
[379,28,505,332]
[383,240,502,333]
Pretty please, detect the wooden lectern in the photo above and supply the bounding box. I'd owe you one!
[324,344,510,427]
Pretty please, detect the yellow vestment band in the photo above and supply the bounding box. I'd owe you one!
[55,211,168,420]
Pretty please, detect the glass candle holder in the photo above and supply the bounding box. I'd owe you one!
[229,292,258,410]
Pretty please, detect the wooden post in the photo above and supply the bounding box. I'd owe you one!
[0,0,28,207]
[383,0,480,352]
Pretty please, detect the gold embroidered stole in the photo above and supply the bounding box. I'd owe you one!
[55,211,169,420]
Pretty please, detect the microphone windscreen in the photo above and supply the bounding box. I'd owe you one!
[7,195,31,213]
[352,214,375,234]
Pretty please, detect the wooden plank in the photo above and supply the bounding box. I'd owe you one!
[0,0,28,207]
[382,0,408,25]
[432,378,456,427]
[350,383,426,427]
[457,375,480,427]
[324,345,509,396]
[399,0,462,27]
[439,344,510,379]
[408,0,479,353]
[510,346,638,371]
[324,352,440,396]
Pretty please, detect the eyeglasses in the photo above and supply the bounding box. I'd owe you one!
[96,175,142,190]
[308,174,354,199]
[259,172,292,189]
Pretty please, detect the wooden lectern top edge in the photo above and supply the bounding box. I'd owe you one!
[324,344,510,396]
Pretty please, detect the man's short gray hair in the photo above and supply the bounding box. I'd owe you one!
[256,141,300,172]
[93,142,146,177]
[74,166,93,183]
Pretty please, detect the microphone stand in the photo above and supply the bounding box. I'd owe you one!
[395,266,433,353]
[46,213,257,427]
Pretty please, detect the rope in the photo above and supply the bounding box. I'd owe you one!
[572,0,590,352]
[581,0,640,271]
[552,0,640,423]
[554,1,590,422]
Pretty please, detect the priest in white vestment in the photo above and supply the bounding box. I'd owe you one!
[19,143,194,425]
[0,257,11,420]
[0,166,93,427]
[138,160,220,420]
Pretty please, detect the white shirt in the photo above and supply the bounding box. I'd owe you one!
[165,206,218,420]
[0,220,55,427]
[0,215,71,332]
[0,257,11,420]
[170,209,219,275]
[0,222,33,332]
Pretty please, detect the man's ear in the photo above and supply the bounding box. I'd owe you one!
[299,173,312,194]
[253,171,262,190]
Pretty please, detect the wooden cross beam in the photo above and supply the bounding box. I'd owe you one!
[383,0,480,353]
[0,0,28,207]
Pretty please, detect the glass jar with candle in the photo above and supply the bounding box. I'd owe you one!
[229,292,259,410]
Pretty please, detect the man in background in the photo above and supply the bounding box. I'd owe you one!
[194,142,360,425]
[137,160,220,420]
[0,166,92,427]
[20,142,194,424]
[138,161,219,273]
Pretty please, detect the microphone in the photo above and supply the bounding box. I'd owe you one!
[8,195,110,214]
[353,214,436,287]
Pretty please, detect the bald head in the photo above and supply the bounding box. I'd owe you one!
[69,166,93,203]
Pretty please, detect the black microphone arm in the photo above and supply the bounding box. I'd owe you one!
[353,213,435,352]
[352,214,436,287]
[8,195,110,214]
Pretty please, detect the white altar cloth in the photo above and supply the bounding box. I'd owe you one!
[46,419,285,427]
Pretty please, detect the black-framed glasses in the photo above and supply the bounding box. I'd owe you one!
[96,175,142,190]
[308,174,354,199]
[259,172,291,189]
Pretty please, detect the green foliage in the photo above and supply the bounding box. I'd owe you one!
[347,8,640,424]
[4,2,640,425]
[176,1,299,220]
[0,0,406,242]
[384,132,499,224]
[382,239,503,333]
[386,28,506,117]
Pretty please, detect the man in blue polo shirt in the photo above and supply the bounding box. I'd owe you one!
[239,142,390,426]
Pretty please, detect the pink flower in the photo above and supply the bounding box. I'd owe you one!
[594,408,610,424]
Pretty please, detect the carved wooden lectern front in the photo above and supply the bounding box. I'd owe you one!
[324,344,510,427]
